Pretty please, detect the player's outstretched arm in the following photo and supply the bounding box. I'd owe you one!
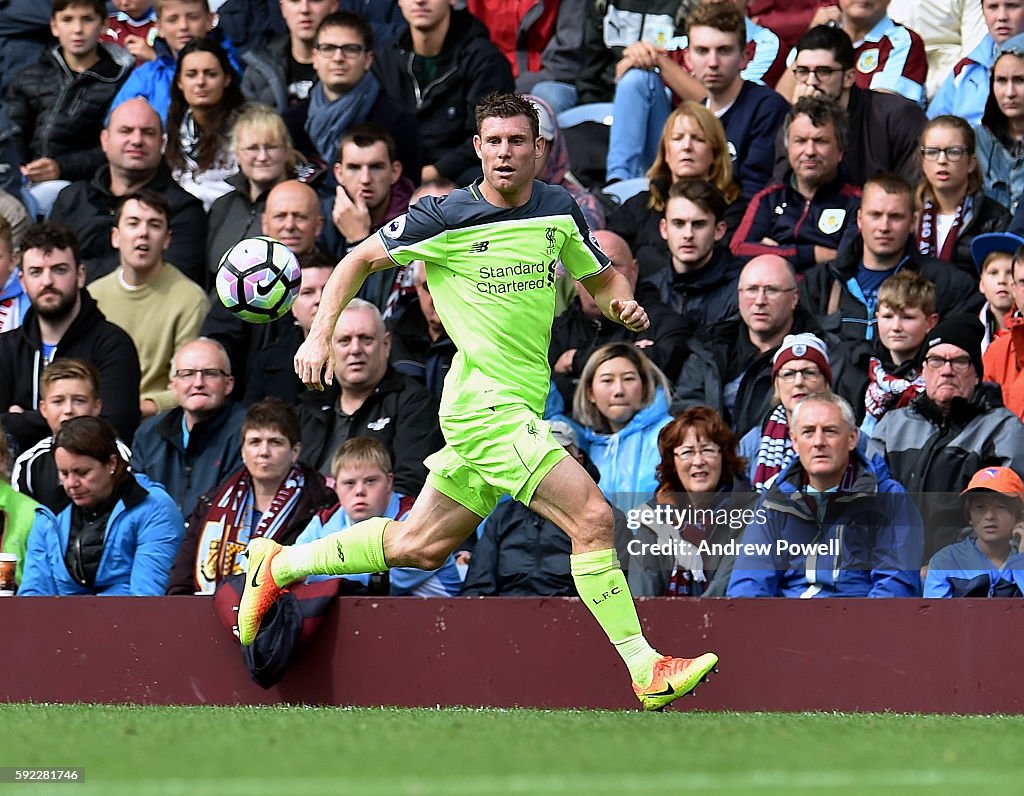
[579,267,650,332]
[294,234,394,390]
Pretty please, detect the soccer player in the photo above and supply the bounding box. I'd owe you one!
[238,93,718,711]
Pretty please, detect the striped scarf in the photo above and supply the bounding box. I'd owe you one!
[752,403,795,492]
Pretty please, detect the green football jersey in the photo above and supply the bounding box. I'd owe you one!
[379,180,609,416]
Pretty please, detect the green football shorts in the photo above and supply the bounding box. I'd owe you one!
[424,404,569,518]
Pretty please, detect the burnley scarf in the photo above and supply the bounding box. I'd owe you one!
[305,72,381,163]
[752,403,795,492]
[917,194,971,261]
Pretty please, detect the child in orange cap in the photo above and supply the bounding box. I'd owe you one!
[924,466,1024,597]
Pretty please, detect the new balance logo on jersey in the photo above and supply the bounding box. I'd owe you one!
[469,241,490,253]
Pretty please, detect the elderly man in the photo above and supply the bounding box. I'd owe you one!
[298,298,443,495]
[731,95,861,271]
[869,315,1024,555]
[49,98,208,285]
[673,253,843,437]
[548,229,689,407]
[727,391,923,597]
[131,337,245,517]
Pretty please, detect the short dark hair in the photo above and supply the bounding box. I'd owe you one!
[863,172,914,201]
[316,11,374,50]
[114,189,172,227]
[475,93,540,141]
[299,250,335,270]
[52,0,105,18]
[784,95,849,153]
[666,178,728,223]
[795,25,855,71]
[686,1,746,51]
[338,123,398,164]
[242,398,301,447]
[21,222,81,265]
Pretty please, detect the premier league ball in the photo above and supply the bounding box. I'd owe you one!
[215,236,301,323]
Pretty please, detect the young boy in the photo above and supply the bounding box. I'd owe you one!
[924,466,1024,597]
[11,359,130,512]
[972,232,1024,350]
[983,244,1024,421]
[8,0,133,217]
[0,217,28,333]
[107,0,241,122]
[295,438,464,596]
[859,270,938,436]
[101,0,158,66]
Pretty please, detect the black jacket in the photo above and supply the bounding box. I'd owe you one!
[834,337,916,423]
[166,461,335,595]
[801,235,985,343]
[130,401,246,518]
[672,306,846,438]
[371,9,514,182]
[0,289,141,451]
[298,366,444,495]
[773,86,927,187]
[387,298,457,396]
[607,187,746,280]
[50,162,209,286]
[240,317,307,407]
[644,245,740,330]
[548,281,690,406]
[206,170,269,269]
[8,44,132,182]
[948,192,1012,275]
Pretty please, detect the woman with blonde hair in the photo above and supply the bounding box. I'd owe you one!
[608,102,745,275]
[564,343,673,513]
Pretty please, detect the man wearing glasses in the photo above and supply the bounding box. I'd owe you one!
[282,11,422,181]
[131,337,245,517]
[869,315,1024,557]
[771,25,925,187]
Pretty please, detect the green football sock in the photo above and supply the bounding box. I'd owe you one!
[271,516,391,585]
[570,548,661,687]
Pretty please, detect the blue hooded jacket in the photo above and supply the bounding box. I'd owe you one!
[924,536,1024,597]
[19,473,184,596]
[727,451,923,598]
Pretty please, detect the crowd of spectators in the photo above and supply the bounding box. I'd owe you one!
[4,0,1024,602]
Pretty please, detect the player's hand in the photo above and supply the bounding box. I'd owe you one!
[124,35,156,61]
[21,158,60,183]
[333,186,372,242]
[553,348,577,374]
[294,335,335,391]
[611,298,649,332]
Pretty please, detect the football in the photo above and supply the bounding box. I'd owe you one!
[215,236,301,323]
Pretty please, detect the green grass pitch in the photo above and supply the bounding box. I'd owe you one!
[1,705,1021,795]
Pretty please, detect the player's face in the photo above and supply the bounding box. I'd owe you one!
[55,449,118,509]
[292,266,331,335]
[664,114,716,180]
[177,50,231,110]
[587,356,645,432]
[984,0,1024,44]
[659,196,724,270]
[857,184,915,260]
[40,378,102,436]
[262,183,324,255]
[158,0,213,54]
[876,303,936,359]
[967,493,1020,546]
[786,114,842,190]
[673,427,723,494]
[775,358,827,414]
[333,464,394,520]
[235,130,289,189]
[170,341,234,417]
[242,425,300,487]
[921,124,975,198]
[335,141,401,212]
[993,53,1024,123]
[332,307,391,390]
[790,401,857,488]
[281,0,338,44]
[313,24,373,96]
[112,199,171,272]
[980,255,1016,313]
[474,114,542,201]
[685,25,746,92]
[19,247,84,321]
[50,5,104,59]
[102,100,163,175]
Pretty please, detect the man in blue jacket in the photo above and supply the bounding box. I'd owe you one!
[727,391,923,597]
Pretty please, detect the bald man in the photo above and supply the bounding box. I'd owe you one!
[547,229,690,407]
[50,98,208,285]
[673,253,846,436]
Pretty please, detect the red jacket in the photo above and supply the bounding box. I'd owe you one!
[983,313,1024,421]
